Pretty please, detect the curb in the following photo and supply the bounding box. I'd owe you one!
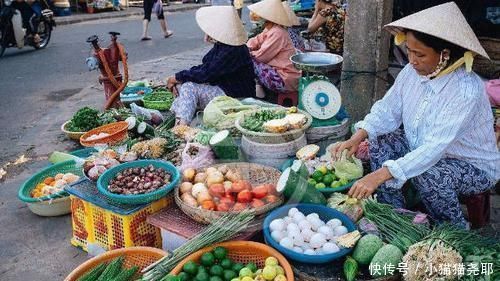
[55,3,208,26]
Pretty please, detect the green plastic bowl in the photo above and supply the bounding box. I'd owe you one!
[97,160,180,205]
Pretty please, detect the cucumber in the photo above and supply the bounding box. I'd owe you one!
[137,121,155,137]
[96,257,124,281]
[125,116,138,130]
[77,262,108,281]
[209,130,240,160]
[277,168,326,205]
[291,159,309,178]
[110,266,138,281]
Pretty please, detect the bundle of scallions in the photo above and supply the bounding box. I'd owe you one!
[141,211,255,281]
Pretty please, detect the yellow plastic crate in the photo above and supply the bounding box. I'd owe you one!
[70,195,171,252]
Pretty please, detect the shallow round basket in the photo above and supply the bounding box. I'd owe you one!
[97,160,180,205]
[175,162,283,224]
[18,160,83,216]
[170,241,294,280]
[80,121,129,147]
[61,121,87,141]
[64,246,168,281]
[235,109,313,144]
[263,204,357,264]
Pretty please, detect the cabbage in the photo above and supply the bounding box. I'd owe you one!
[203,96,257,130]
[332,150,363,180]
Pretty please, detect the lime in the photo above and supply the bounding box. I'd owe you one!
[213,246,228,260]
[262,266,277,280]
[209,277,223,281]
[322,174,334,185]
[183,261,199,275]
[311,170,323,182]
[246,262,258,273]
[200,252,216,267]
[210,265,224,277]
[239,267,253,277]
[307,178,317,186]
[223,270,238,281]
[339,178,350,185]
[178,272,191,281]
[163,275,181,281]
[315,183,326,189]
[275,265,285,276]
[231,263,244,273]
[241,277,253,281]
[198,266,208,274]
[195,271,210,281]
[317,166,328,175]
[220,258,233,270]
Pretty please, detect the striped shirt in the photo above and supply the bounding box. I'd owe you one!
[356,64,500,188]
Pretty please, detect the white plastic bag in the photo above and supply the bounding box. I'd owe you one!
[179,143,215,172]
[130,103,164,126]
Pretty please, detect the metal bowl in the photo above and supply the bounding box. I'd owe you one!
[290,52,343,73]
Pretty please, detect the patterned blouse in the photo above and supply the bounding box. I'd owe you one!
[314,3,346,54]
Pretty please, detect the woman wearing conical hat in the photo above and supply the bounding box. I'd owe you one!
[166,6,255,125]
[331,2,500,228]
[247,0,301,97]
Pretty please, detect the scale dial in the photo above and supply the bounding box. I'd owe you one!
[302,80,341,120]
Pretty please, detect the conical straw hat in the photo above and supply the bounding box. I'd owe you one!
[196,6,247,46]
[282,1,300,26]
[248,0,292,27]
[385,2,489,59]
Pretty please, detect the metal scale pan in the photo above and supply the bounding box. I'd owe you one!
[290,52,343,74]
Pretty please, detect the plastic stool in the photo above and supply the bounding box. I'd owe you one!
[461,191,491,229]
[277,91,298,107]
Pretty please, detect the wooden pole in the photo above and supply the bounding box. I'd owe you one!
[340,0,394,123]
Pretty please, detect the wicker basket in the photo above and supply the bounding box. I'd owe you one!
[170,241,294,280]
[80,121,129,147]
[61,121,87,141]
[175,162,283,224]
[235,109,313,144]
[64,247,168,281]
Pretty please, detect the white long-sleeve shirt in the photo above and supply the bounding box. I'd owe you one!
[355,64,500,189]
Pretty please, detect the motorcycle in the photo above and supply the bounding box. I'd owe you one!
[0,0,55,57]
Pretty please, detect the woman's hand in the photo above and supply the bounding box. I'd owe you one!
[166,76,179,96]
[330,129,368,161]
[348,167,393,199]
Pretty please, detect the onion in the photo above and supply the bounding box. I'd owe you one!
[181,193,198,207]
[180,182,193,194]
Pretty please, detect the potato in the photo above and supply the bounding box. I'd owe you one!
[183,168,196,182]
[180,182,193,194]
[194,172,207,184]
[206,171,224,186]
[206,167,218,175]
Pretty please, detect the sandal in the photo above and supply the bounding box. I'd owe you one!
[141,36,152,41]
[164,31,174,38]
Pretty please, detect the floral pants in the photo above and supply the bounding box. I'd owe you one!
[370,129,495,228]
[170,82,225,124]
[252,59,286,93]
[288,27,305,52]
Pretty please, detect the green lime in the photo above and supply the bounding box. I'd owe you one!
[322,174,334,185]
[213,246,228,260]
[183,261,199,275]
[239,267,253,277]
[223,270,238,281]
[195,271,210,281]
[311,170,323,182]
[220,258,233,269]
[245,263,258,273]
[209,277,223,281]
[331,181,342,188]
[198,266,208,275]
[231,263,244,273]
[315,183,326,189]
[163,275,181,281]
[200,252,216,267]
[339,178,350,185]
[210,265,224,277]
[307,178,317,186]
[178,272,191,281]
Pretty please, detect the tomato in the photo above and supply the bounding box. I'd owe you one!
[237,190,253,203]
[265,184,278,195]
[232,202,248,211]
[216,202,231,212]
[231,180,252,193]
[219,196,235,205]
[250,199,265,209]
[252,185,268,199]
[264,194,279,204]
[208,183,226,198]
[201,200,216,210]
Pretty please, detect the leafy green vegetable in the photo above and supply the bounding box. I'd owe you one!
[98,108,132,125]
[67,107,101,132]
[241,109,286,132]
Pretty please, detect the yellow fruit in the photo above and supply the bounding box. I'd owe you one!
[254,269,263,277]
[262,266,277,280]
[254,275,265,281]
[274,274,286,281]
[275,266,284,276]
[265,257,278,267]
[317,166,328,175]
[241,277,254,281]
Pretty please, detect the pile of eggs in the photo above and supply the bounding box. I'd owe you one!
[269,208,349,255]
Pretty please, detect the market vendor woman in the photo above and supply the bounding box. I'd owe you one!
[166,6,255,125]
[332,2,500,228]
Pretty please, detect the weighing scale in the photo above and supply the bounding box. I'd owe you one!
[290,52,344,127]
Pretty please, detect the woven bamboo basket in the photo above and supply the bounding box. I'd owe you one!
[235,108,313,144]
[175,162,283,224]
[80,121,129,147]
[61,121,87,141]
[170,241,294,280]
[64,247,168,281]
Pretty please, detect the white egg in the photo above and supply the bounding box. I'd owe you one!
[318,226,334,240]
[315,248,324,255]
[304,249,316,255]
[279,237,294,249]
[293,246,304,254]
[310,233,327,249]
[293,235,305,247]
[287,223,300,233]
[287,229,301,240]
[288,207,299,217]
[270,219,285,232]
[301,229,315,242]
[322,242,340,254]
[306,213,320,223]
[283,216,293,226]
[333,226,348,237]
[293,212,306,223]
[310,219,323,232]
[271,230,285,242]
[298,220,312,231]
[327,219,342,229]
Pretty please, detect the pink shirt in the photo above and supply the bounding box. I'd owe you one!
[247,24,301,92]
